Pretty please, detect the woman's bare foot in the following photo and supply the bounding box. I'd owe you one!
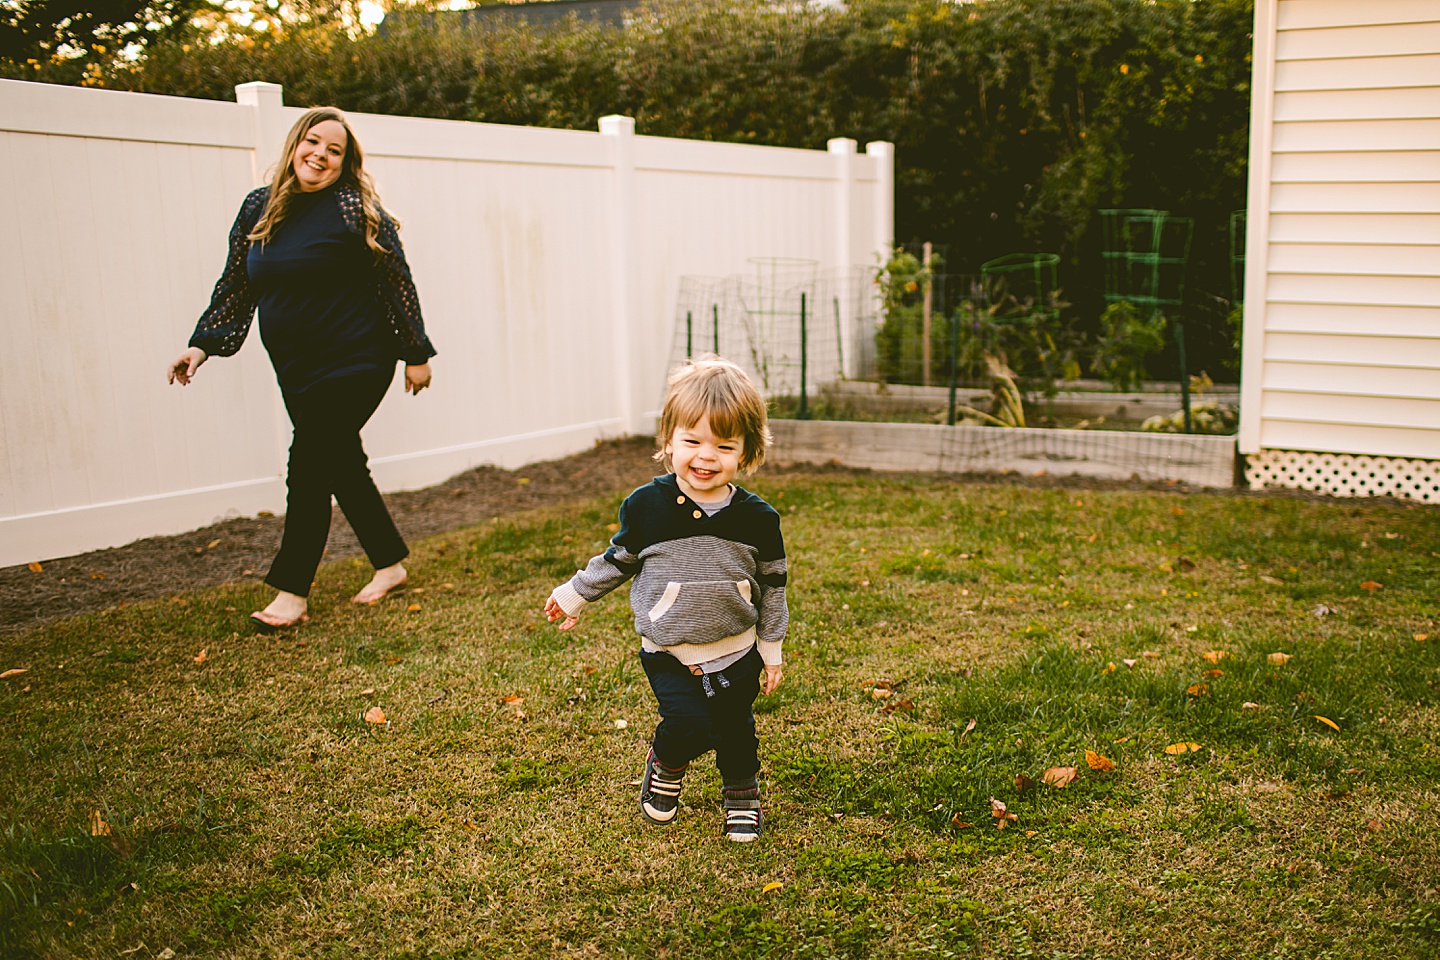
[352,563,407,604]
[250,591,309,632]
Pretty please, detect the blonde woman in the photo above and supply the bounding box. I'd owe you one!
[167,107,437,632]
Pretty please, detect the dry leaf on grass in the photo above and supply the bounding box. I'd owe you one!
[1122,659,1138,668]
[1203,669,1224,679]
[950,813,974,829]
[1102,662,1117,675]
[1202,650,1227,664]
[406,603,422,612]
[1314,715,1341,732]
[363,707,387,725]
[1024,830,1039,837]
[193,650,207,664]
[1142,651,1160,659]
[1268,652,1292,666]
[1415,634,1430,642]
[1186,682,1210,697]
[499,694,524,705]
[1359,581,1383,592]
[882,698,916,715]
[1085,750,1115,772]
[27,561,42,573]
[870,687,893,700]
[959,718,977,743]
[1365,819,1383,832]
[613,719,628,729]
[1164,742,1203,755]
[762,882,783,894]
[360,687,375,695]
[989,797,1018,829]
[1,669,27,680]
[1014,774,1035,792]
[1242,701,1261,710]
[1042,767,1078,788]
[89,810,111,837]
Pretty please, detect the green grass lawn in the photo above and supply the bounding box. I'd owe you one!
[3,471,1438,958]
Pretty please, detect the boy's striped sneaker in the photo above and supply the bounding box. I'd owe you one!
[639,750,684,824]
[722,778,764,842]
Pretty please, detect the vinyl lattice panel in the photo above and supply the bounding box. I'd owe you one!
[1245,450,1440,502]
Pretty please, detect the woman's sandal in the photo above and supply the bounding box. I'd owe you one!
[249,611,310,634]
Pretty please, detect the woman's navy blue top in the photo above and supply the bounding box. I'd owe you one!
[189,183,436,395]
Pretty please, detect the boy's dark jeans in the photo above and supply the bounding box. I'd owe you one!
[640,645,763,783]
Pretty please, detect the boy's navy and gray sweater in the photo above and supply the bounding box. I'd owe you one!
[551,475,788,666]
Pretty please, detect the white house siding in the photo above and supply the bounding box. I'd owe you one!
[0,80,892,566]
[1239,0,1440,466]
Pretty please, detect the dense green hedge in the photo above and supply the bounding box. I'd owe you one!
[8,0,1254,377]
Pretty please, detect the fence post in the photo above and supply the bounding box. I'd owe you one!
[798,292,810,420]
[599,115,640,436]
[865,141,895,382]
[235,81,287,188]
[829,138,855,386]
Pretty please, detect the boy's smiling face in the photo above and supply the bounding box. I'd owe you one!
[666,415,743,503]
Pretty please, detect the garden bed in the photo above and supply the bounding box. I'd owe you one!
[771,418,1237,488]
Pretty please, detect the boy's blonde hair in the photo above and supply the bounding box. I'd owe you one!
[654,355,771,474]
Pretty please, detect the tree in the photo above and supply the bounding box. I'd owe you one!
[0,0,206,62]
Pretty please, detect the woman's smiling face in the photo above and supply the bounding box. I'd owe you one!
[292,119,347,192]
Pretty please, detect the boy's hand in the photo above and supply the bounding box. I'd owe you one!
[761,664,783,696]
[544,596,578,631]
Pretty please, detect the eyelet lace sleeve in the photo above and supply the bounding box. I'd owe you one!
[188,188,267,357]
[373,210,437,365]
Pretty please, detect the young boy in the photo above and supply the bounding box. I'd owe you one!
[544,356,787,842]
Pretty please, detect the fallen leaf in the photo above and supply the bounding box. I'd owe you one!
[613,719,628,730]
[1171,506,1184,516]
[1177,556,1196,571]
[950,813,973,828]
[1,669,27,680]
[157,949,176,960]
[1042,766,1078,788]
[1260,575,1284,586]
[516,477,531,485]
[1203,669,1224,679]
[363,706,387,724]
[1164,742,1203,755]
[89,810,111,837]
[1142,651,1161,659]
[27,561,42,573]
[1268,652,1292,666]
[1085,750,1115,772]
[1312,604,1333,617]
[360,687,375,695]
[1365,819,1383,833]
[1242,701,1261,709]
[193,650,207,664]
[1113,735,1131,744]
[882,698,916,714]
[385,656,404,665]
[1102,662,1117,675]
[607,523,621,532]
[499,694,524,705]
[1186,682,1210,697]
[959,717,977,741]
[1122,659,1138,668]
[1024,829,1038,837]
[513,710,528,721]
[1415,634,1429,642]
[1202,650,1227,664]
[207,539,221,549]
[406,603,422,612]
[1314,715,1340,732]
[989,796,1018,828]
[1014,774,1035,792]
[762,881,783,894]
[1359,581,1382,592]
[870,687,893,700]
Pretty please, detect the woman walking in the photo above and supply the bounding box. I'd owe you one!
[167,107,437,632]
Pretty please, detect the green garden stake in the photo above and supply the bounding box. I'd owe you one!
[1175,316,1192,434]
[947,307,961,426]
[833,295,844,377]
[712,304,720,355]
[797,292,809,420]
[685,310,693,359]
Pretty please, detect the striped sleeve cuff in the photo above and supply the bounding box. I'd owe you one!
[550,581,589,619]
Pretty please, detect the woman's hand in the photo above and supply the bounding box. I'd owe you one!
[404,363,432,395]
[166,347,208,385]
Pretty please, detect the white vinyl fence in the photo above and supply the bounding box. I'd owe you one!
[0,79,893,567]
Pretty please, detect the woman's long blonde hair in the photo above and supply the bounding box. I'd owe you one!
[248,106,391,256]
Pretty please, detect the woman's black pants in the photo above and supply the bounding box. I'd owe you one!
[264,368,407,597]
